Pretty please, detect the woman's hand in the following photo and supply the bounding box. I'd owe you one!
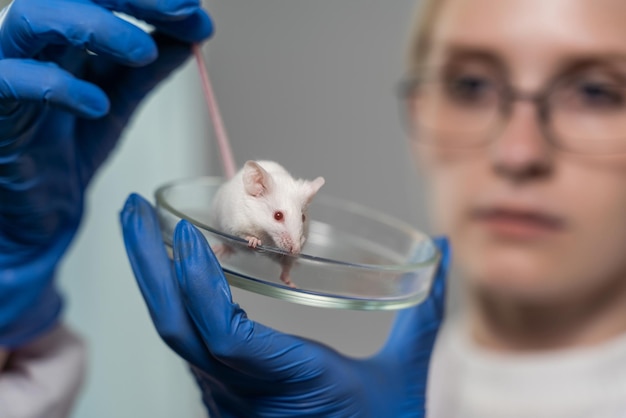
[121,193,450,418]
[0,0,213,347]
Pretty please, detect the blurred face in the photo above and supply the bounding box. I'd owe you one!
[411,0,626,302]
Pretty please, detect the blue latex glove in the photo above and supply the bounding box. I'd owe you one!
[121,193,450,418]
[0,0,213,347]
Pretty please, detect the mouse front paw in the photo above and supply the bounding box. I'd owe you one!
[246,236,262,248]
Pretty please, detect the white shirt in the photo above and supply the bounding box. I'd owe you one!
[427,319,626,418]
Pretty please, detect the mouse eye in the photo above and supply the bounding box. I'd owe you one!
[302,213,306,222]
[274,211,284,222]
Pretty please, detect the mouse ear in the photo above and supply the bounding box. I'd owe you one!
[302,176,325,205]
[242,160,273,197]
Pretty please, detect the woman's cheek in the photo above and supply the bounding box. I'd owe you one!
[564,168,626,287]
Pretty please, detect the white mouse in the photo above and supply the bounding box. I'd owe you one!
[210,160,325,287]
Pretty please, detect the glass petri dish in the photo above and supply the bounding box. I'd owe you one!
[155,176,440,310]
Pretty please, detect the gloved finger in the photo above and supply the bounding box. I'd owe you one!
[144,9,214,43]
[119,193,217,372]
[76,33,194,185]
[1,0,157,65]
[120,195,279,399]
[91,0,203,21]
[380,236,451,359]
[173,220,321,381]
[0,59,108,118]
[91,0,214,43]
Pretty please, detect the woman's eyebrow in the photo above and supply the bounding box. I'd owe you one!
[434,44,508,75]
[555,53,626,73]
[439,45,504,66]
[438,47,626,81]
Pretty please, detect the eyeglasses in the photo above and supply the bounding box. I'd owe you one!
[398,64,626,155]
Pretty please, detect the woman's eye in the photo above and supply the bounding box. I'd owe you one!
[444,75,496,104]
[576,82,624,109]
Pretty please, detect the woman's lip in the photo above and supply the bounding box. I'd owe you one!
[471,207,566,239]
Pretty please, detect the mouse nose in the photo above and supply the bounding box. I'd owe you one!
[280,234,300,254]
[290,243,301,254]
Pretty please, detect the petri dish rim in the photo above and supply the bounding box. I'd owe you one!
[154,176,438,273]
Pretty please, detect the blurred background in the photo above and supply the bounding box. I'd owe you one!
[48,1,430,417]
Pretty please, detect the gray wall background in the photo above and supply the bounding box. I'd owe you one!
[203,0,425,228]
[4,1,433,417]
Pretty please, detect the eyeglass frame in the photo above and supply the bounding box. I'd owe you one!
[396,63,626,155]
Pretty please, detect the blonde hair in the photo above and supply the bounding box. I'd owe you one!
[406,0,447,77]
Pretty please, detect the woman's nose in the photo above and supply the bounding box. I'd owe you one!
[489,100,553,182]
